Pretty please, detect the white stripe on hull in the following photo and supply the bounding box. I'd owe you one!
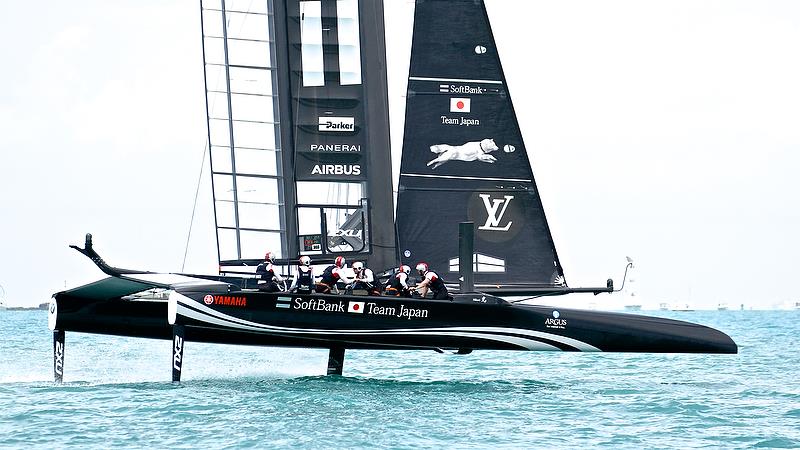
[174,297,600,352]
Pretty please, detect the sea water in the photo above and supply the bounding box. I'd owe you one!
[1,309,798,449]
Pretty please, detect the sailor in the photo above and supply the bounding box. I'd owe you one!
[384,265,412,297]
[411,262,451,300]
[347,261,381,296]
[316,256,346,294]
[255,251,284,292]
[289,256,314,294]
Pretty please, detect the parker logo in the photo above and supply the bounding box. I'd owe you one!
[477,194,514,232]
[348,301,365,313]
[203,295,214,305]
[212,295,247,307]
[318,117,355,132]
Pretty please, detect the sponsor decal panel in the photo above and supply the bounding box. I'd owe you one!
[203,295,214,305]
[210,295,247,307]
[440,115,480,127]
[318,117,355,132]
[450,97,471,113]
[173,335,184,371]
[276,296,292,309]
[291,297,429,320]
[545,310,567,329]
[54,341,64,377]
[477,194,514,232]
[311,164,361,176]
[309,143,361,152]
[348,301,365,313]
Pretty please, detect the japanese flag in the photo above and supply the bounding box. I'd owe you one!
[450,97,471,113]
[348,301,365,314]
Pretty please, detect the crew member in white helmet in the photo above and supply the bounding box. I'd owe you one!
[348,261,380,296]
[384,265,412,298]
[289,256,314,294]
[412,262,450,300]
[256,251,284,292]
[316,256,346,294]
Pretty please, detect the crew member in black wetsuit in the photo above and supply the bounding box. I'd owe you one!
[347,261,381,296]
[255,251,284,292]
[316,256,345,294]
[412,262,451,300]
[384,265,412,298]
[289,256,314,294]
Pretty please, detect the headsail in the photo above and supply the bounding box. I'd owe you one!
[396,0,565,289]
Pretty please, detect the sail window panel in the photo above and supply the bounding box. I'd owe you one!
[206,92,230,120]
[228,67,274,96]
[210,145,233,173]
[231,120,277,149]
[237,202,281,230]
[202,0,222,10]
[297,207,323,235]
[214,200,236,228]
[203,37,226,66]
[204,64,229,95]
[217,229,240,261]
[202,10,224,40]
[299,1,324,87]
[226,39,273,68]
[234,175,279,204]
[336,0,362,85]
[223,0,270,15]
[208,119,232,147]
[230,93,276,123]
[296,182,362,206]
[234,147,278,175]
[212,174,235,202]
[223,12,270,41]
[239,230,283,260]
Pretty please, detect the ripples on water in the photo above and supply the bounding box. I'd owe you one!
[1,310,799,449]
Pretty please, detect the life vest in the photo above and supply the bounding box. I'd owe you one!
[256,262,276,283]
[295,266,313,290]
[425,271,448,297]
[319,265,341,286]
[385,272,409,296]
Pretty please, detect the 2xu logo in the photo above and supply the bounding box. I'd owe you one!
[478,194,514,232]
[54,341,64,377]
[173,335,184,372]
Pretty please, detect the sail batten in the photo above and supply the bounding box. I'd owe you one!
[396,0,565,287]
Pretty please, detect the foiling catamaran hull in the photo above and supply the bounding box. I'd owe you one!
[51,285,736,354]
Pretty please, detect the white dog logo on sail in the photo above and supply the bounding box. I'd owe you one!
[427,138,499,169]
[478,194,514,232]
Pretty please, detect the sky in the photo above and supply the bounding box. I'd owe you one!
[1,1,799,310]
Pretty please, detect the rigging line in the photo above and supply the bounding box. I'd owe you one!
[182,139,209,272]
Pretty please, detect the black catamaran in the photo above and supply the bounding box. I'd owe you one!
[49,0,736,383]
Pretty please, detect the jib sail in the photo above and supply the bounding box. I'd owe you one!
[396,0,565,288]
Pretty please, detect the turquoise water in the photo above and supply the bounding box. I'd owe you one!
[1,310,798,449]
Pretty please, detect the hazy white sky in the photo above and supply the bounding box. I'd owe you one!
[1,1,798,309]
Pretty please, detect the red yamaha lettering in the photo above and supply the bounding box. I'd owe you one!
[212,296,247,307]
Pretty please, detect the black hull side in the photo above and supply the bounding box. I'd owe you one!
[50,290,737,354]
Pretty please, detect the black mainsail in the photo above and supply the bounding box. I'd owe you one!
[396,0,564,290]
[202,0,396,271]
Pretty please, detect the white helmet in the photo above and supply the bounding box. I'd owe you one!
[335,256,346,268]
[352,261,364,271]
[399,265,411,274]
[415,262,428,276]
[299,255,311,266]
[264,251,274,262]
